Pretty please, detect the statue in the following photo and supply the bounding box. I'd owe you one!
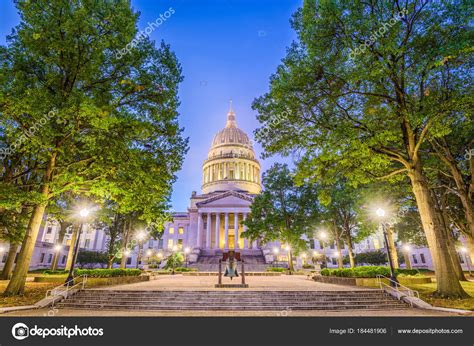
[224,250,239,280]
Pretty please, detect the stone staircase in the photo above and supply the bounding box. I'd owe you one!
[57,289,408,311]
[190,249,269,272]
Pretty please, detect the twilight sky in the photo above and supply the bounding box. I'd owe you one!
[0,0,298,211]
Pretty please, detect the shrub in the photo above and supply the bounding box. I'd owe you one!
[320,266,396,278]
[355,251,387,265]
[77,250,108,269]
[174,267,197,272]
[74,268,141,278]
[42,270,68,275]
[164,252,184,270]
[302,264,314,269]
[266,267,286,272]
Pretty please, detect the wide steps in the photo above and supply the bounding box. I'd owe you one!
[57,289,409,311]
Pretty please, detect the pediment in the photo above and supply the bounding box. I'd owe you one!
[196,190,254,207]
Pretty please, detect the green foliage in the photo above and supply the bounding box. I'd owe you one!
[77,250,108,268]
[321,266,422,278]
[174,267,196,272]
[354,250,388,265]
[163,252,183,270]
[302,264,314,269]
[42,269,68,275]
[74,268,141,278]
[266,267,286,272]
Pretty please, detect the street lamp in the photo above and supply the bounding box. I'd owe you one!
[135,231,146,269]
[376,207,398,287]
[273,247,279,265]
[54,244,61,252]
[184,247,190,267]
[460,247,472,276]
[318,231,328,269]
[65,207,90,286]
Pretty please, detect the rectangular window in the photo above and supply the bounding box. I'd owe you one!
[331,258,337,265]
[40,253,45,263]
[412,254,418,264]
[178,239,183,249]
[178,227,184,235]
[420,253,426,264]
[320,242,324,250]
[2,254,7,263]
[330,242,335,250]
[459,254,465,264]
[158,239,164,249]
[84,239,90,248]
[47,254,53,263]
[169,227,174,234]
[61,256,66,264]
[310,239,315,249]
[126,257,132,265]
[46,226,53,234]
[167,239,174,249]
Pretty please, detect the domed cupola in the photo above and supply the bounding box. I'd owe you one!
[202,101,261,194]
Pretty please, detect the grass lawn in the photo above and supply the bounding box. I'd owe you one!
[0,280,59,308]
[406,280,474,311]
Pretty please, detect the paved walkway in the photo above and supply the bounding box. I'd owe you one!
[92,274,372,291]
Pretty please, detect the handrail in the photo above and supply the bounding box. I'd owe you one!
[376,275,419,306]
[45,275,88,301]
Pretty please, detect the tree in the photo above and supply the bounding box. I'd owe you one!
[243,164,315,272]
[252,0,470,298]
[1,0,186,295]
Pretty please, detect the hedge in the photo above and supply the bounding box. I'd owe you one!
[74,268,142,278]
[320,266,421,278]
[174,267,197,272]
[266,267,286,272]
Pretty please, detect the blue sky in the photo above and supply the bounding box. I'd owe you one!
[0,0,299,211]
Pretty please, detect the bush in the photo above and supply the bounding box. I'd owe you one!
[74,268,141,278]
[355,251,387,265]
[174,267,196,272]
[77,250,108,269]
[42,269,68,275]
[302,264,314,269]
[321,266,393,278]
[164,252,184,270]
[266,267,286,272]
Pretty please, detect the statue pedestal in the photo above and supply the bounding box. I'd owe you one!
[215,283,249,288]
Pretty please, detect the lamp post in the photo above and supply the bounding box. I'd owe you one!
[135,231,146,269]
[184,247,190,267]
[273,247,279,265]
[318,231,328,268]
[65,208,90,286]
[171,245,178,274]
[460,247,472,276]
[145,249,153,268]
[376,208,399,287]
[403,244,412,270]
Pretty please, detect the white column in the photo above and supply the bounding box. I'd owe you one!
[234,212,239,249]
[196,212,202,247]
[224,213,229,249]
[243,213,249,249]
[206,213,211,249]
[215,213,220,249]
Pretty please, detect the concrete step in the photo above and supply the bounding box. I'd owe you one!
[57,289,408,311]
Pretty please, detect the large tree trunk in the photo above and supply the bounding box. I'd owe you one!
[65,224,79,271]
[386,225,399,269]
[4,154,56,296]
[409,165,468,298]
[347,239,355,268]
[1,243,19,280]
[50,222,69,271]
[120,218,130,269]
[287,248,294,272]
[335,232,344,269]
[4,204,47,295]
